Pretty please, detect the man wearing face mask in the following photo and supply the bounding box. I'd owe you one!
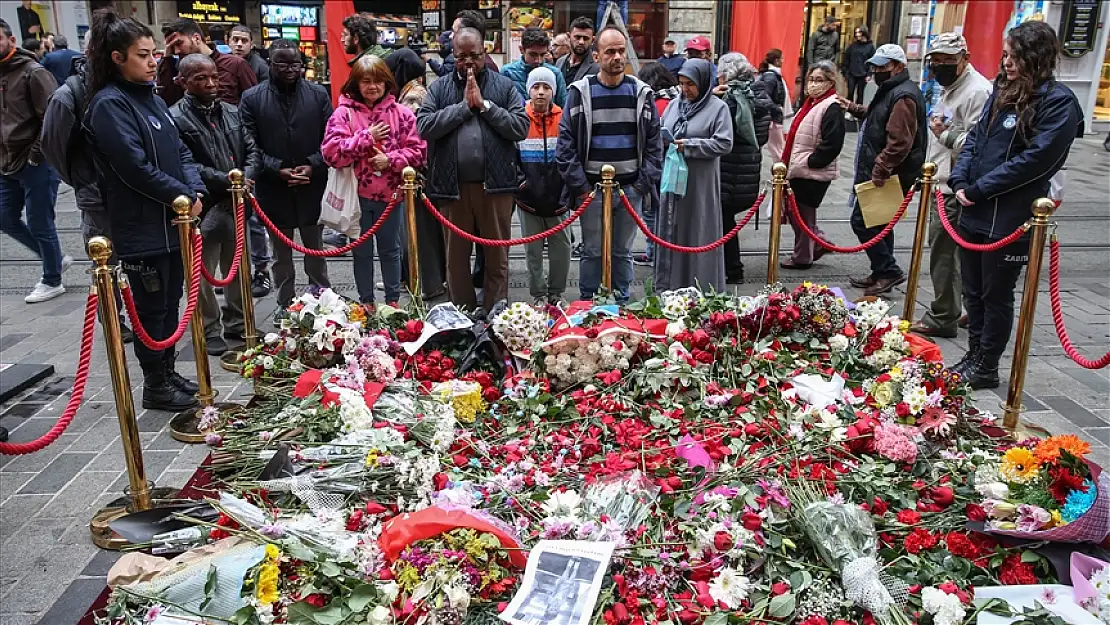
[911,33,991,339]
[501,27,567,107]
[839,43,926,296]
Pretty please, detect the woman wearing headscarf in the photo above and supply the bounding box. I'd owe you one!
[654,59,734,292]
[716,52,771,283]
[780,61,845,270]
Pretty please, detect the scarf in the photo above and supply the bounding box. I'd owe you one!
[673,59,714,139]
[781,87,836,167]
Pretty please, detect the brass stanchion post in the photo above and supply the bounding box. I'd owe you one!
[230,170,257,352]
[600,164,616,294]
[1003,198,1056,431]
[766,163,787,285]
[902,162,936,322]
[402,167,421,303]
[88,237,177,549]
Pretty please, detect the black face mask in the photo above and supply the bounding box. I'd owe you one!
[872,70,892,85]
[931,64,959,87]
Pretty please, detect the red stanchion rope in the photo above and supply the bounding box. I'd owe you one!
[423,190,597,247]
[250,195,401,257]
[934,188,1029,252]
[621,190,765,254]
[121,235,204,351]
[195,202,246,287]
[1048,237,1110,369]
[0,292,98,455]
[786,183,916,254]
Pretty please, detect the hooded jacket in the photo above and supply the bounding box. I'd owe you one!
[85,77,205,260]
[515,101,566,217]
[322,93,427,203]
[949,80,1082,239]
[41,57,101,212]
[239,78,333,229]
[169,94,260,212]
[416,67,529,200]
[0,47,56,175]
[807,28,840,64]
[720,80,764,211]
[556,75,662,202]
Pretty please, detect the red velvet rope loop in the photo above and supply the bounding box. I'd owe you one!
[621,190,765,254]
[249,195,400,257]
[195,201,246,287]
[0,292,98,455]
[934,188,1028,252]
[121,235,204,351]
[1048,238,1110,369]
[786,183,916,253]
[422,190,596,247]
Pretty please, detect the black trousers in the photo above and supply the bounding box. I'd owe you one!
[722,197,755,278]
[959,227,1028,359]
[847,75,867,104]
[850,175,912,279]
[121,252,184,368]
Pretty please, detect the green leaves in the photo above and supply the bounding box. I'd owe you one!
[347,583,378,613]
[768,592,796,618]
[199,564,218,611]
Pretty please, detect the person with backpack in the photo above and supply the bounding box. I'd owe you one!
[715,52,770,284]
[947,21,1082,389]
[40,54,134,341]
[515,67,570,305]
[84,8,206,412]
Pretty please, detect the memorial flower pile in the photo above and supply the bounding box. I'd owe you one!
[97,286,1104,625]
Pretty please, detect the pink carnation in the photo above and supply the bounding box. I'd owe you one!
[873,422,918,464]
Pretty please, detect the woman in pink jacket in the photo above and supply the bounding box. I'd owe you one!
[322,55,426,308]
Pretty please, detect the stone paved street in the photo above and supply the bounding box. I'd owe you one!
[0,134,1107,624]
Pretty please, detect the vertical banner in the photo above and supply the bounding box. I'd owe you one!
[325,0,358,106]
[962,0,1016,79]
[729,0,806,102]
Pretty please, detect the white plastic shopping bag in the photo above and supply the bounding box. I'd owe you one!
[319,109,362,238]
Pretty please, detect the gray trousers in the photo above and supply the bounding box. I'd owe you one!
[197,209,245,340]
[521,210,571,300]
[271,224,330,307]
[921,192,962,330]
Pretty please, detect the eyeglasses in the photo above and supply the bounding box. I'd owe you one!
[272,62,304,71]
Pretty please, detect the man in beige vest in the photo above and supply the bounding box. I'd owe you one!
[910,33,992,338]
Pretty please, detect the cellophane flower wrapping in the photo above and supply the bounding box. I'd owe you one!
[582,470,661,533]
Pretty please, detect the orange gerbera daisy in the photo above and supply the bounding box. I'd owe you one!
[1033,435,1091,465]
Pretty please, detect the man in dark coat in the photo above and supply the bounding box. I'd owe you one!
[40,34,80,86]
[170,54,260,355]
[229,24,269,85]
[240,40,332,319]
[417,27,529,314]
[158,17,257,106]
[555,16,599,85]
[840,44,926,296]
[807,16,840,65]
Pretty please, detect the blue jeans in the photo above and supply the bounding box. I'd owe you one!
[353,197,403,304]
[247,213,271,268]
[642,192,657,261]
[0,163,63,286]
[579,185,640,302]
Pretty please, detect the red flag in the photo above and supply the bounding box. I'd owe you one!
[729,0,806,101]
[325,0,358,106]
[962,0,1012,80]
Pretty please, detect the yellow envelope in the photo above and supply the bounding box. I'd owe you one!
[854,180,905,228]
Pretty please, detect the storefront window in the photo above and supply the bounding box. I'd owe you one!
[1096,36,1110,120]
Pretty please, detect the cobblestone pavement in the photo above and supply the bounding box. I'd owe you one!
[0,134,1107,624]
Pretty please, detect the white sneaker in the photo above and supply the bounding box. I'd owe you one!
[25,282,65,303]
[61,255,74,273]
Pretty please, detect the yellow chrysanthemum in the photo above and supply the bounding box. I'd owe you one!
[898,319,911,333]
[434,381,486,424]
[1034,435,1091,465]
[264,543,281,561]
[1050,509,1064,528]
[256,561,280,604]
[1000,447,1041,483]
[365,449,381,468]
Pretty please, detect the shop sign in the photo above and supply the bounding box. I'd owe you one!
[1060,0,1101,58]
[176,0,243,24]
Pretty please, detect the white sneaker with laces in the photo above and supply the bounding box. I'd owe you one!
[25,281,66,303]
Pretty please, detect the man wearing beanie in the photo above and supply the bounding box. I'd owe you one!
[515,66,570,304]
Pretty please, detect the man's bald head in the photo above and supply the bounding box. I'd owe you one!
[454,27,485,76]
[179,53,216,78]
[179,53,220,103]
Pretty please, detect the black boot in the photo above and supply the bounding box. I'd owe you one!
[965,352,1001,390]
[163,350,200,394]
[142,362,199,412]
[949,341,980,378]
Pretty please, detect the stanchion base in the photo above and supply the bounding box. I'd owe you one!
[170,403,243,444]
[998,401,1052,441]
[89,486,181,550]
[219,351,241,373]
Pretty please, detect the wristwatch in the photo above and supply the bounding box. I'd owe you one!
[481,99,492,113]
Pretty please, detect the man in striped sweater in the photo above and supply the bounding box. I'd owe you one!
[556,27,662,302]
